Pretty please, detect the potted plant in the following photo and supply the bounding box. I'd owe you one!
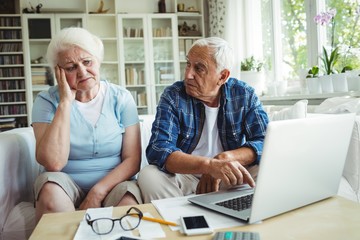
[306,66,322,94]
[331,65,351,92]
[241,56,264,72]
[346,69,360,91]
[240,56,265,96]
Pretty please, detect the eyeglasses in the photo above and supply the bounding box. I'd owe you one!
[85,207,143,235]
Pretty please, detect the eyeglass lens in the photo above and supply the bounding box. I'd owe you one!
[92,219,114,234]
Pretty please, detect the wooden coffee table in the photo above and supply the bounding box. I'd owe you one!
[29,196,360,240]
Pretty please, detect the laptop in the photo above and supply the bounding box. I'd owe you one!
[188,113,355,224]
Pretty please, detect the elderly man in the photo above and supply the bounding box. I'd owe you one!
[138,37,269,203]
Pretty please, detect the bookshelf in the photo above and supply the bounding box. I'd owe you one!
[118,13,180,114]
[22,13,85,122]
[176,0,205,80]
[15,0,206,123]
[0,14,27,130]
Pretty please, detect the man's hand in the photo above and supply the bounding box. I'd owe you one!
[208,159,255,188]
[196,174,221,194]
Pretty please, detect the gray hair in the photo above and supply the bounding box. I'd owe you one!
[46,27,104,70]
[191,37,234,73]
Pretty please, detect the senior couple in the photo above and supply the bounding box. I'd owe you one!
[32,27,269,223]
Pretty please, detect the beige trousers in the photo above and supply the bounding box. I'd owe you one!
[137,164,259,203]
[34,172,143,207]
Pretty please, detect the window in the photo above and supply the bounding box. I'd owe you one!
[260,0,360,96]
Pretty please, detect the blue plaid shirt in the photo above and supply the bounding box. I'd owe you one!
[146,78,269,172]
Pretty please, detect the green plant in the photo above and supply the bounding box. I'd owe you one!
[341,65,353,73]
[315,9,340,75]
[320,46,339,75]
[241,56,264,72]
[306,66,319,78]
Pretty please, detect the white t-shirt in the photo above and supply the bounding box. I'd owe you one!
[75,82,106,126]
[191,104,224,158]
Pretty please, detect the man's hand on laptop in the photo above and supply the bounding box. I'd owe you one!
[196,174,221,194]
[206,159,255,189]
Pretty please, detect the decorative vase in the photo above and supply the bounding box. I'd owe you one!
[319,75,333,93]
[158,0,166,13]
[347,70,360,91]
[306,77,322,94]
[240,71,265,96]
[332,73,348,92]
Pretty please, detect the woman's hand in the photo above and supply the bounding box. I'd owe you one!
[55,66,76,102]
[78,185,107,210]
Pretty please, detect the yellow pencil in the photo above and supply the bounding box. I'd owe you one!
[141,216,178,226]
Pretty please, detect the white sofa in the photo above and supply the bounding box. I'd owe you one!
[1,110,359,240]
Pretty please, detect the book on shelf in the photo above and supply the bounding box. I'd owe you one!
[185,39,193,54]
[178,39,186,60]
[137,92,147,107]
[31,67,54,86]
[156,66,174,84]
[123,27,144,38]
[153,27,171,37]
[125,67,138,85]
[32,75,47,85]
[130,90,138,105]
[0,117,16,131]
[129,90,147,107]
[126,67,146,85]
[160,73,175,84]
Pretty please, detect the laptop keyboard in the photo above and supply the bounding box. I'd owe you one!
[215,194,253,211]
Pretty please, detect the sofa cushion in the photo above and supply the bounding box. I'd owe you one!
[139,115,155,169]
[314,97,360,198]
[314,96,360,115]
[264,99,308,121]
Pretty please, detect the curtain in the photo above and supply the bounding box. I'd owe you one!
[208,0,263,79]
[208,0,226,37]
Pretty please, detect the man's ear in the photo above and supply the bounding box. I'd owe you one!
[218,69,230,85]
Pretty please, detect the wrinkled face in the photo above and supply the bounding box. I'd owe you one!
[184,45,226,106]
[57,46,100,92]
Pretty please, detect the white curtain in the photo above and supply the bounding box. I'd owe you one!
[208,0,264,79]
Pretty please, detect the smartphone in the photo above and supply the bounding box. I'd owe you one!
[180,215,213,236]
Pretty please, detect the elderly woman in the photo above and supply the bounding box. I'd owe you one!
[32,27,142,222]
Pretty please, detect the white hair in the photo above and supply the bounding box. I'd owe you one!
[191,37,234,73]
[46,27,104,70]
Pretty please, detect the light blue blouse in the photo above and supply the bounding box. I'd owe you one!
[32,80,139,192]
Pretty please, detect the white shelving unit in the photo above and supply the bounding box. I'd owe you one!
[16,0,205,120]
[21,13,85,121]
[118,13,180,114]
[176,0,205,80]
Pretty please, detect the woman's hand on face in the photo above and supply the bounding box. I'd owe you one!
[55,65,76,102]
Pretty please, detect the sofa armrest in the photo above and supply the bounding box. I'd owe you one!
[139,115,155,169]
[0,127,42,231]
